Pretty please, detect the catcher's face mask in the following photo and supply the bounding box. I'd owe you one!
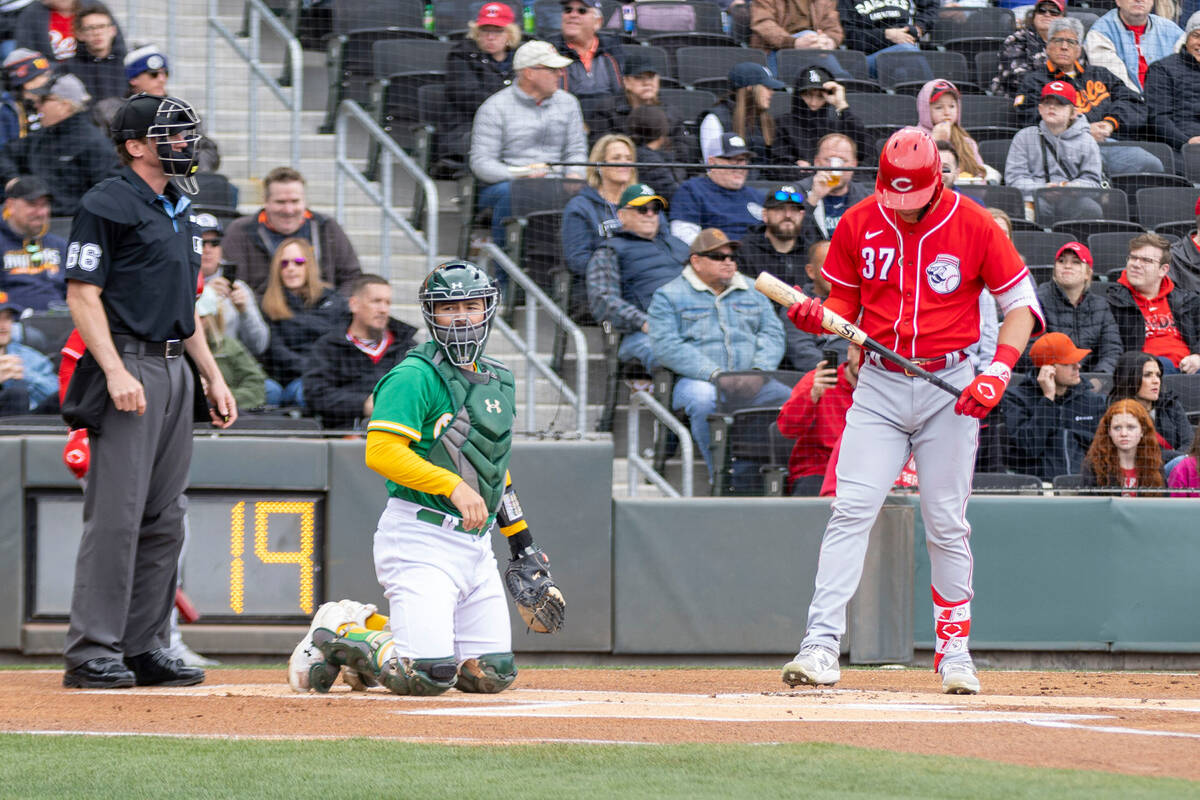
[419,261,498,368]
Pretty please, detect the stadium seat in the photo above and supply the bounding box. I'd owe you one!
[657,87,718,126]
[971,472,1042,494]
[1013,230,1074,267]
[1033,185,1129,227]
[319,28,437,133]
[975,50,1002,92]
[1109,173,1193,224]
[1087,231,1139,274]
[775,48,871,82]
[1051,473,1083,494]
[929,6,1015,44]
[675,45,764,89]
[1182,142,1200,185]
[707,370,803,497]
[844,93,917,129]
[1163,373,1200,422]
[876,50,979,95]
[1134,187,1200,233]
[959,94,1014,130]
[955,184,1025,223]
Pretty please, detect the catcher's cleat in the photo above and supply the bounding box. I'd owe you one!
[287,602,350,692]
[782,645,841,687]
[940,659,981,695]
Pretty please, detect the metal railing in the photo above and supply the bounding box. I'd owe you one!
[333,101,439,276]
[206,0,303,172]
[480,244,589,436]
[626,389,694,498]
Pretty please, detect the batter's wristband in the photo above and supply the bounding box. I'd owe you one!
[991,344,1020,371]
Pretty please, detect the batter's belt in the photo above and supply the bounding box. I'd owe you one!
[866,350,967,377]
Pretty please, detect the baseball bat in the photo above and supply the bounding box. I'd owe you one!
[753,272,964,399]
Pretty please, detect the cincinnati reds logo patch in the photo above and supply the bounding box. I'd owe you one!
[890,177,914,192]
[925,255,961,294]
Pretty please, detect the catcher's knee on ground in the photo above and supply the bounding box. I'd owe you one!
[456,652,517,693]
[380,656,458,696]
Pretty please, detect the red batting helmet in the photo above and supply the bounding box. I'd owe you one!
[875,127,943,211]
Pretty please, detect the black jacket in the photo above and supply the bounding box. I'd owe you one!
[66,40,128,101]
[1105,279,1200,357]
[1028,281,1123,374]
[1144,49,1200,149]
[302,317,417,430]
[262,287,349,386]
[444,37,518,153]
[1002,377,1108,480]
[837,0,937,55]
[633,144,680,202]
[1013,60,1148,134]
[775,98,871,167]
[736,223,810,289]
[0,111,120,216]
[1169,232,1200,295]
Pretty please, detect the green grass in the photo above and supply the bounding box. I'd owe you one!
[0,736,1191,799]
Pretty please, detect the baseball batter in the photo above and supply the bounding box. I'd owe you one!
[783,128,1042,694]
[287,261,564,696]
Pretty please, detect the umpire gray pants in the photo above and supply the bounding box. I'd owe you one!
[64,350,193,669]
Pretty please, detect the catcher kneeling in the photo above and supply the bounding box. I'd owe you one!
[288,261,564,695]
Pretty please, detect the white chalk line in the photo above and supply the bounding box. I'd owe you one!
[1,729,653,746]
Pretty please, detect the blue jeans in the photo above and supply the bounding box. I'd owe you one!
[617,331,658,371]
[1100,144,1163,175]
[866,42,930,80]
[476,180,512,245]
[265,377,304,407]
[672,375,792,477]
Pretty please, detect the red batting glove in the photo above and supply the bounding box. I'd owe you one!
[787,294,827,335]
[954,344,1019,419]
[63,428,90,479]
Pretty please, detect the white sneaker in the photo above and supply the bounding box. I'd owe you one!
[940,659,981,695]
[782,645,840,687]
[288,600,380,692]
[166,642,219,668]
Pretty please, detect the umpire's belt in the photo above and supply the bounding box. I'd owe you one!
[868,350,966,377]
[414,507,492,537]
[114,334,184,359]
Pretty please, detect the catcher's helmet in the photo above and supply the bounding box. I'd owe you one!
[875,127,942,211]
[111,93,202,192]
[419,260,498,367]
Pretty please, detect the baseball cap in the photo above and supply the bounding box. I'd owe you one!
[3,48,52,87]
[795,65,834,92]
[689,227,739,256]
[1030,332,1091,368]
[5,175,52,202]
[622,48,661,77]
[928,79,959,105]
[764,184,805,208]
[619,182,667,209]
[475,2,515,27]
[560,0,600,8]
[1036,0,1065,12]
[28,73,90,107]
[1055,241,1093,267]
[728,62,785,90]
[513,40,572,71]
[194,212,223,236]
[715,132,750,159]
[124,44,169,81]
[0,290,22,316]
[1040,80,1077,105]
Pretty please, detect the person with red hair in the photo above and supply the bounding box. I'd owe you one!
[1081,398,1166,495]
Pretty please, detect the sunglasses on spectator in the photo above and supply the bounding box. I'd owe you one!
[280,257,307,266]
[141,69,167,79]
[562,6,591,14]
[772,190,804,204]
[202,238,222,248]
[631,202,663,215]
[700,251,736,262]
[1034,5,1063,14]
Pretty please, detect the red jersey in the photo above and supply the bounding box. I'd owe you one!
[821,191,1031,359]
[48,12,76,60]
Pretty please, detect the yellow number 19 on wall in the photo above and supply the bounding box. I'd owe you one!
[229,501,317,615]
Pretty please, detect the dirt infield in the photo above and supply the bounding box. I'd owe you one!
[3,668,1198,779]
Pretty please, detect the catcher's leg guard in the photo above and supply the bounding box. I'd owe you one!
[455,652,517,693]
[379,657,458,696]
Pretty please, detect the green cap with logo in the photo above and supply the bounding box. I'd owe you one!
[618,183,667,210]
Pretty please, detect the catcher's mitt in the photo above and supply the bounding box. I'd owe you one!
[504,546,565,633]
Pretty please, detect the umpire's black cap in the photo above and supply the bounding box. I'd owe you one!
[110,93,167,143]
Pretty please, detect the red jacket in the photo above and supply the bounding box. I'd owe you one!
[777,363,855,487]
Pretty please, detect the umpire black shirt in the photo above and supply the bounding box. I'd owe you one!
[65,167,202,341]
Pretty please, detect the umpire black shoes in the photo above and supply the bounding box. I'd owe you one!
[124,649,206,687]
[63,657,136,689]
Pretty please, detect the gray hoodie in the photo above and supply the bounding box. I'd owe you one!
[1004,115,1103,202]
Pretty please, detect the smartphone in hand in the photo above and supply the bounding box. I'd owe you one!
[822,348,840,368]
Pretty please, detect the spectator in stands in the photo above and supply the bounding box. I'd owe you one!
[195,213,268,357]
[778,341,860,493]
[548,0,625,134]
[0,48,53,149]
[1169,196,1200,293]
[647,227,789,479]
[259,237,348,408]
[1082,397,1165,493]
[196,287,266,413]
[303,274,417,430]
[586,183,687,370]
[1086,0,1183,91]
[700,62,784,164]
[1014,17,1161,175]
[781,240,847,371]
[750,0,844,55]
[1003,331,1107,480]
[1006,81,1104,221]
[991,0,1062,98]
[123,43,166,96]
[1031,242,1122,374]
[1108,349,1195,455]
[0,73,118,216]
[469,40,587,247]
[1166,420,1200,494]
[838,0,936,79]
[0,175,64,312]
[222,166,363,296]
[625,105,680,201]
[917,79,998,184]
[0,289,54,413]
[563,132,637,277]
[987,206,1013,237]
[1107,233,1200,374]
[669,133,764,245]
[1143,11,1200,149]
[13,0,80,62]
[617,48,682,144]
[65,3,124,102]
[775,65,870,168]
[737,183,808,289]
[798,133,871,243]
[445,2,521,159]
